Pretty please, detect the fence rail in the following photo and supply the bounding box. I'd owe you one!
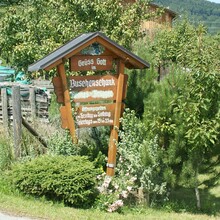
[0,82,53,126]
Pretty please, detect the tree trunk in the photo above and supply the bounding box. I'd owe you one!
[195,185,201,210]
[195,166,201,210]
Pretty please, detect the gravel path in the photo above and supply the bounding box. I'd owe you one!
[0,212,36,220]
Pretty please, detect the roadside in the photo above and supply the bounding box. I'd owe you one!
[0,212,37,220]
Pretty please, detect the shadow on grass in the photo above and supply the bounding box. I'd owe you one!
[163,186,220,216]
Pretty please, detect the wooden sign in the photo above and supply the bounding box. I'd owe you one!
[75,103,115,128]
[70,55,113,71]
[69,74,128,103]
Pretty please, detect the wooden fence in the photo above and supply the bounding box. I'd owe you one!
[0,81,53,126]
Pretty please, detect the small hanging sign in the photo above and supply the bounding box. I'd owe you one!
[70,55,113,71]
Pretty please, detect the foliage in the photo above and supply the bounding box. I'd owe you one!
[95,109,168,212]
[150,19,220,71]
[47,127,108,170]
[0,132,13,172]
[7,155,100,207]
[142,20,220,209]
[172,70,220,189]
[0,0,152,72]
[117,109,168,204]
[155,0,220,34]
[48,131,80,156]
[125,38,158,117]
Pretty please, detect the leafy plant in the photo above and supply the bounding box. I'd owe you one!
[95,109,168,212]
[8,155,100,208]
[0,0,152,72]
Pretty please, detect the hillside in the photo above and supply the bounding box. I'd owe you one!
[154,0,220,34]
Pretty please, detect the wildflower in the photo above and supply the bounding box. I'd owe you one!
[119,156,123,162]
[107,200,123,212]
[114,184,119,190]
[96,175,103,180]
[121,190,128,198]
[129,176,137,183]
[127,186,132,192]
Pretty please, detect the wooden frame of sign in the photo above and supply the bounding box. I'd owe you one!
[53,59,126,176]
[28,32,150,177]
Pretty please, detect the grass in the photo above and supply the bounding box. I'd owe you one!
[0,192,219,220]
[0,175,219,220]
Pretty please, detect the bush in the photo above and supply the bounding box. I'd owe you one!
[8,155,100,208]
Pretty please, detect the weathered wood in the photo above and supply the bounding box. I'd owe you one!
[30,87,36,118]
[12,86,22,158]
[21,117,47,148]
[57,63,77,143]
[1,88,9,130]
[60,106,68,129]
[52,77,64,103]
[107,60,126,176]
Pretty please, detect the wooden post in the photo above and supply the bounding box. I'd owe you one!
[1,88,9,131]
[106,60,125,176]
[30,87,36,118]
[12,86,22,158]
[21,117,47,149]
[57,63,77,143]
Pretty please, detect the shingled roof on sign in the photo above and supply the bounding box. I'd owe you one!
[28,32,150,72]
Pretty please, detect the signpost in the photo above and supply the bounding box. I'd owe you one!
[28,32,150,177]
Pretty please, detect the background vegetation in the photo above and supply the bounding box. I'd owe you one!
[0,0,219,219]
[155,0,220,34]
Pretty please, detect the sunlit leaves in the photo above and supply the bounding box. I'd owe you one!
[0,0,151,72]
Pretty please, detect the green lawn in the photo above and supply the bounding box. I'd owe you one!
[0,185,219,220]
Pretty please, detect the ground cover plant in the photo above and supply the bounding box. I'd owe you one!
[7,155,100,208]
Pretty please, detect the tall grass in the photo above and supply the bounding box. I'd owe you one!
[0,130,13,171]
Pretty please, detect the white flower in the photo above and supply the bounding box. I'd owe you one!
[129,176,137,182]
[127,186,132,192]
[114,184,119,190]
[107,200,124,212]
[121,190,128,198]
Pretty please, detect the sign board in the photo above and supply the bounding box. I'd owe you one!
[70,55,113,71]
[75,103,115,128]
[69,74,127,103]
[53,74,128,103]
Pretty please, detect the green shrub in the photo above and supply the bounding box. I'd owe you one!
[8,155,100,208]
[48,131,79,156]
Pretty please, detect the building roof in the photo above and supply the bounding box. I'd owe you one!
[28,32,150,72]
[150,3,177,18]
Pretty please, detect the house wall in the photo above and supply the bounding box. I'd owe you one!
[123,0,176,34]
